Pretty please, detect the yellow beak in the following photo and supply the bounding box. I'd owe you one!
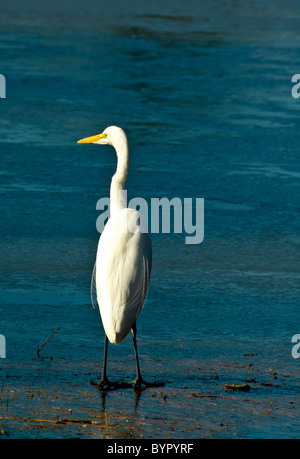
[77,132,107,144]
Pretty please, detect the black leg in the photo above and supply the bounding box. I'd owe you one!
[101,334,109,381]
[130,321,165,390]
[131,321,143,384]
[90,334,119,390]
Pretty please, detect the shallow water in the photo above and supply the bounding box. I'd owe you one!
[0,0,299,439]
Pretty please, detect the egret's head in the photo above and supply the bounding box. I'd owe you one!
[77,126,127,147]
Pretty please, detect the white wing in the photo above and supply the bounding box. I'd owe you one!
[95,208,152,344]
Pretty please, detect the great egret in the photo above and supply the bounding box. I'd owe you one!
[78,126,162,390]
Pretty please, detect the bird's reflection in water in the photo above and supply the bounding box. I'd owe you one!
[96,384,147,412]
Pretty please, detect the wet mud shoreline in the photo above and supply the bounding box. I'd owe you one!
[1,352,299,439]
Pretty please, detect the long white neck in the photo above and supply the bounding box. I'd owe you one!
[110,136,129,216]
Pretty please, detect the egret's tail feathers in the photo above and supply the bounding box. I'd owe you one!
[90,262,97,309]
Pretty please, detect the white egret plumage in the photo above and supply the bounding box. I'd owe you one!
[78,126,163,390]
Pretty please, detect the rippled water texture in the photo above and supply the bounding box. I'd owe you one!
[0,0,299,439]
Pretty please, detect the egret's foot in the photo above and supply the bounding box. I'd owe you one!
[128,376,165,391]
[90,377,121,391]
[91,376,165,391]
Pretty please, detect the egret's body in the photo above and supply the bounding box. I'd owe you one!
[78,126,160,390]
[96,207,151,344]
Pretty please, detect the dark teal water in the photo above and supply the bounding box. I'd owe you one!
[0,0,299,439]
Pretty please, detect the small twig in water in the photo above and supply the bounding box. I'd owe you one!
[37,327,60,357]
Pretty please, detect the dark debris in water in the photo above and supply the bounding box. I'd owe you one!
[223,383,251,392]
